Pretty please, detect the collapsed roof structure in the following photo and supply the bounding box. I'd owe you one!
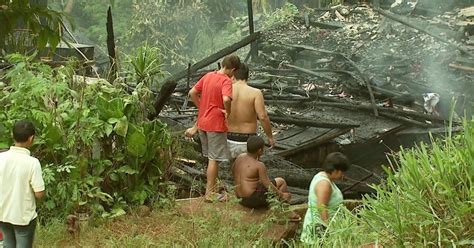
[156,2,473,203]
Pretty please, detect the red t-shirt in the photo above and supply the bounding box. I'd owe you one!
[194,71,232,132]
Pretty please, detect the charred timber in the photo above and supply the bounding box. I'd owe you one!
[283,44,379,116]
[310,101,446,123]
[250,81,444,125]
[268,114,359,128]
[149,32,261,119]
[276,128,352,157]
[106,7,117,83]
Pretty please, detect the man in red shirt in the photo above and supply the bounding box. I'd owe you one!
[189,54,241,201]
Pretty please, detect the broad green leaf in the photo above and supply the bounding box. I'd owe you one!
[96,96,125,120]
[116,165,138,175]
[126,126,147,157]
[109,173,119,182]
[113,116,128,137]
[104,123,113,137]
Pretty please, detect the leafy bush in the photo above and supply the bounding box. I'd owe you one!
[292,121,474,247]
[0,54,175,219]
[262,2,299,29]
[0,0,68,54]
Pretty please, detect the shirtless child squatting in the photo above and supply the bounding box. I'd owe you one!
[232,136,290,208]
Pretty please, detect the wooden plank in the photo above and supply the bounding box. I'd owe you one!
[459,6,474,17]
[276,128,352,157]
[449,63,474,72]
[269,114,359,129]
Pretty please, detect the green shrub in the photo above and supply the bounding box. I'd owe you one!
[0,54,176,220]
[262,2,299,29]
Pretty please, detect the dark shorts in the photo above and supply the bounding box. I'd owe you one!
[227,132,257,142]
[239,179,277,209]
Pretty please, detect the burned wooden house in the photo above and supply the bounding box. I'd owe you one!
[154,3,473,203]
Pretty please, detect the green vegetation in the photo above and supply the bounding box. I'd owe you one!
[33,120,473,246]
[35,200,276,247]
[0,54,176,220]
[0,0,68,54]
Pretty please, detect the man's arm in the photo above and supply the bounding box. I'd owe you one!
[223,96,232,118]
[31,161,45,200]
[315,180,332,223]
[254,91,275,147]
[34,191,45,199]
[257,163,284,198]
[185,122,198,137]
[189,87,200,108]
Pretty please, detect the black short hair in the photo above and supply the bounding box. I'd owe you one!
[221,54,241,70]
[247,136,264,154]
[322,152,350,173]
[13,120,36,143]
[234,63,249,81]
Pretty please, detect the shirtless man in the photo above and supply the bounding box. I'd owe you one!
[232,136,290,208]
[186,63,275,161]
[226,63,274,160]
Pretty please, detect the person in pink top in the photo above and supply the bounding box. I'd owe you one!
[189,54,241,201]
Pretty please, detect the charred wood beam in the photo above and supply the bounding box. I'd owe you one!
[287,186,309,196]
[285,64,339,82]
[176,163,205,179]
[342,173,374,193]
[106,6,117,83]
[269,167,374,193]
[449,63,474,72]
[247,0,258,61]
[150,32,261,119]
[379,112,430,127]
[251,81,442,126]
[311,101,445,123]
[375,8,473,57]
[268,114,360,129]
[276,128,352,157]
[170,167,205,192]
[283,44,379,116]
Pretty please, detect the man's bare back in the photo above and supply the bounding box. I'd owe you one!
[232,153,267,198]
[228,82,260,133]
[228,80,274,146]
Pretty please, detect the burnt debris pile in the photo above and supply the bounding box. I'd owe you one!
[160,3,473,203]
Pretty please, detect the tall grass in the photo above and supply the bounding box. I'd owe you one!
[292,120,473,247]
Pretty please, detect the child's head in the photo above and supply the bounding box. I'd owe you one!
[13,120,36,147]
[221,55,241,77]
[247,136,265,156]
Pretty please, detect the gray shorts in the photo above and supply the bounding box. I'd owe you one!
[199,130,229,161]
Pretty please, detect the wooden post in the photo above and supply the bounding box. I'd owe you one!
[186,63,191,92]
[247,0,258,61]
[106,6,117,83]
